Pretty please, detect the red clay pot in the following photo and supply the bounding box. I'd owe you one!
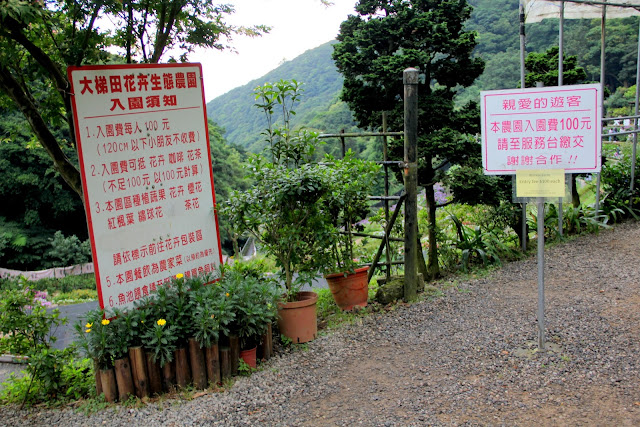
[324,266,369,311]
[240,346,257,369]
[277,291,318,344]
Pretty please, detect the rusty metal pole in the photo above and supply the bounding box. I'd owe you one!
[403,68,419,301]
[520,1,528,252]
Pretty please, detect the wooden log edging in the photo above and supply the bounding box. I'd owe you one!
[129,346,150,398]
[99,327,274,400]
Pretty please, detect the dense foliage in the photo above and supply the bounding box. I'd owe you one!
[206,41,362,153]
[332,0,485,280]
[0,0,267,197]
[4,0,640,272]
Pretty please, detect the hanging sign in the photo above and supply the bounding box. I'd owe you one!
[68,63,222,313]
[481,84,602,175]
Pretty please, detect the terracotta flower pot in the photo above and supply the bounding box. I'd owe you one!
[324,266,369,310]
[277,291,318,344]
[240,346,257,369]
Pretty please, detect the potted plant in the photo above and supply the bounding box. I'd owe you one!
[221,80,334,343]
[321,152,380,310]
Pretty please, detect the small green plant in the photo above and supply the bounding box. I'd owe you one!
[142,317,178,368]
[218,269,280,349]
[446,212,504,272]
[280,334,293,348]
[76,394,110,415]
[76,312,115,370]
[0,345,92,407]
[237,358,252,376]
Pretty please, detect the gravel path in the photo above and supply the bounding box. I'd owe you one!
[1,220,639,426]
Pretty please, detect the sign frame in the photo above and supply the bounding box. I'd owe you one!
[481,83,602,175]
[68,63,223,313]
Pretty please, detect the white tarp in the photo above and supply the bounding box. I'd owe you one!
[0,263,95,281]
[524,0,640,23]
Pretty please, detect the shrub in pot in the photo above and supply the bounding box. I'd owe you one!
[321,152,379,310]
[221,80,334,342]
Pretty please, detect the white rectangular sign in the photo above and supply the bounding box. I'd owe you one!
[68,63,222,313]
[481,84,602,175]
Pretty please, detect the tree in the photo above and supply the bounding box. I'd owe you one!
[207,119,251,255]
[332,0,484,279]
[524,46,587,88]
[0,0,268,199]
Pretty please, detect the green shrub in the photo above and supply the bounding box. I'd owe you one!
[0,355,93,405]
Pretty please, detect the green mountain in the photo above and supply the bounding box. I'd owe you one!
[206,41,362,153]
[207,0,640,153]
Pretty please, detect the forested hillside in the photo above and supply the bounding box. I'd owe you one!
[209,0,640,151]
[3,0,640,268]
[205,41,363,153]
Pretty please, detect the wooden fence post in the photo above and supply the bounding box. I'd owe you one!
[403,67,419,301]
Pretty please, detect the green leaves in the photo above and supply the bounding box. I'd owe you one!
[222,79,338,296]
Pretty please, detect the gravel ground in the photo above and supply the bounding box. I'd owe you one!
[1,220,639,426]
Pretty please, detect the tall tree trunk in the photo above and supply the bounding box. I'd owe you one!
[0,66,83,198]
[571,174,581,208]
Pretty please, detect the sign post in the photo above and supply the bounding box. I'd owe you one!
[68,63,222,314]
[481,84,602,350]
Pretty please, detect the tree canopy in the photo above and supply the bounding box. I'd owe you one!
[0,0,268,198]
[332,0,485,279]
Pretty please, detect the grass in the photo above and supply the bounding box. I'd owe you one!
[49,288,98,305]
[313,278,384,332]
[0,274,97,306]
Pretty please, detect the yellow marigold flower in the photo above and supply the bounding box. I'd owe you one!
[210,314,215,319]
[85,329,91,333]
[225,292,230,297]
[176,273,184,279]
[157,319,167,326]
[101,319,110,326]
[85,322,93,328]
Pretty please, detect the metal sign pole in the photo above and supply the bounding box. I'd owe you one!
[558,1,565,237]
[537,198,546,351]
[631,18,640,204]
[596,1,607,215]
[520,1,528,252]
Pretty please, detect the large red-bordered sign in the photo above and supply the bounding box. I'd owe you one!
[68,63,222,313]
[481,84,602,175]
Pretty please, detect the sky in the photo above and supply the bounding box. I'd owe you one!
[194,0,358,102]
